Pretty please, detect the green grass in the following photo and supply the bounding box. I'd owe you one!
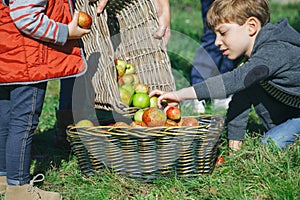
[1,1,299,200]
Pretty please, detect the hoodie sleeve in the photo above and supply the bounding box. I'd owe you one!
[9,0,68,45]
[192,42,288,101]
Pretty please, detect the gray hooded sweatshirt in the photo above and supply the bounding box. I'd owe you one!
[193,19,300,108]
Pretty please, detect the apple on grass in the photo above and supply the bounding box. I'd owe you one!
[78,11,92,29]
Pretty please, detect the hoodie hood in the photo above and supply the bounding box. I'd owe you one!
[253,19,300,54]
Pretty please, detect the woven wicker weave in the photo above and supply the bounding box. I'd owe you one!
[75,0,176,115]
[67,115,224,181]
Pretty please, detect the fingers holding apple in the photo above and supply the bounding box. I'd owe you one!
[68,11,91,39]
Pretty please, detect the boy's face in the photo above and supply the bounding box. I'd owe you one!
[214,21,255,60]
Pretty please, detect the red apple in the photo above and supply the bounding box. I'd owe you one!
[216,156,225,165]
[166,106,181,121]
[142,107,167,127]
[182,117,199,126]
[78,11,92,29]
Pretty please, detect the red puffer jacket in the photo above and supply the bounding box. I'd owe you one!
[0,0,87,85]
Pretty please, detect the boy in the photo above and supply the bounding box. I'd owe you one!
[0,0,90,199]
[150,0,300,151]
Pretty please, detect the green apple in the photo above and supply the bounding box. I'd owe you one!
[133,109,144,122]
[115,59,127,77]
[116,65,126,77]
[125,63,135,74]
[121,84,135,96]
[76,119,94,127]
[118,74,134,86]
[132,74,140,85]
[132,93,150,108]
[119,87,133,106]
[150,96,158,107]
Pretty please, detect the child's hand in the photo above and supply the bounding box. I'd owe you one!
[149,90,181,108]
[150,87,197,108]
[68,11,91,40]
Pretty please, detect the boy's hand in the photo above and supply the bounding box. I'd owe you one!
[149,90,179,108]
[68,11,91,40]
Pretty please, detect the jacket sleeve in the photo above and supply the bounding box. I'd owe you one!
[192,42,287,101]
[9,0,68,45]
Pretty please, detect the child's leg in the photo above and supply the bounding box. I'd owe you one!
[6,83,46,185]
[0,86,10,177]
[261,118,300,150]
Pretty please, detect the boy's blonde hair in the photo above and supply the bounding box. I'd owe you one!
[206,0,270,31]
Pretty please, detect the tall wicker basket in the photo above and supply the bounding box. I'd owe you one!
[75,0,176,115]
[67,115,224,181]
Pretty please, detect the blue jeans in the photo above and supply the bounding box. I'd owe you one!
[0,83,46,185]
[261,118,300,150]
[190,0,235,85]
[59,78,75,110]
[226,84,300,150]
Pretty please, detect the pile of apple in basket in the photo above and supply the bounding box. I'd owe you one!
[77,58,200,128]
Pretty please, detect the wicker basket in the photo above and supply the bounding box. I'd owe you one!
[67,115,224,181]
[75,0,176,115]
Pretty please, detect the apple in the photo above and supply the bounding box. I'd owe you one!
[216,156,225,165]
[182,117,199,126]
[132,93,150,108]
[113,122,130,127]
[119,87,132,106]
[165,119,178,127]
[133,109,144,122]
[78,11,92,29]
[116,65,126,77]
[149,96,158,107]
[118,74,134,86]
[130,121,147,127]
[76,119,94,127]
[142,107,167,127]
[115,59,127,77]
[132,74,140,85]
[134,83,149,94]
[166,106,181,121]
[125,63,135,74]
[121,84,135,96]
